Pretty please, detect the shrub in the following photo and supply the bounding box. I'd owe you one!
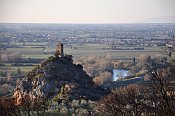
[77,55,114,85]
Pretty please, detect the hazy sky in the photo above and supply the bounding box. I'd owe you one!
[0,0,175,23]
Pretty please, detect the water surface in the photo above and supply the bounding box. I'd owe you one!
[113,69,129,81]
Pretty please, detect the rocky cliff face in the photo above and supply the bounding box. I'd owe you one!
[14,55,107,102]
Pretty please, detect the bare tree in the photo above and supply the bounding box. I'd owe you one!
[77,55,114,85]
[93,71,112,85]
[145,68,175,116]
[98,84,144,116]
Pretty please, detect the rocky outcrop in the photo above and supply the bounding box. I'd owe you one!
[14,55,107,102]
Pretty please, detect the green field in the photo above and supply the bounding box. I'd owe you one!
[1,44,162,78]
[1,66,34,73]
[7,43,162,59]
[65,44,162,58]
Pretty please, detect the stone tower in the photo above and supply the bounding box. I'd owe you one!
[55,43,64,57]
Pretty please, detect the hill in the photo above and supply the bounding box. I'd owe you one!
[14,55,107,104]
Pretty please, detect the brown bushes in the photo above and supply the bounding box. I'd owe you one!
[77,55,114,85]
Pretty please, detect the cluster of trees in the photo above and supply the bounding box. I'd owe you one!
[0,77,18,96]
[0,67,23,96]
[0,97,21,116]
[0,67,23,78]
[0,84,14,96]
[0,96,99,116]
[114,54,168,79]
[48,99,98,116]
[0,51,22,62]
[98,54,175,116]
[78,55,114,85]
[0,96,47,116]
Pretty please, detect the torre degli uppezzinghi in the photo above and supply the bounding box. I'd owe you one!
[55,43,64,57]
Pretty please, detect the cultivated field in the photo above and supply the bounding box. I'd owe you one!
[1,43,162,77]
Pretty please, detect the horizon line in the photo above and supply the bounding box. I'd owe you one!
[0,22,175,24]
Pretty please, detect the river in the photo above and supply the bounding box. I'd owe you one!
[113,69,129,81]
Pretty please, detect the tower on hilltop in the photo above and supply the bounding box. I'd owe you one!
[55,43,64,57]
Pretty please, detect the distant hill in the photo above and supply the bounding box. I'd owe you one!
[142,16,175,23]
